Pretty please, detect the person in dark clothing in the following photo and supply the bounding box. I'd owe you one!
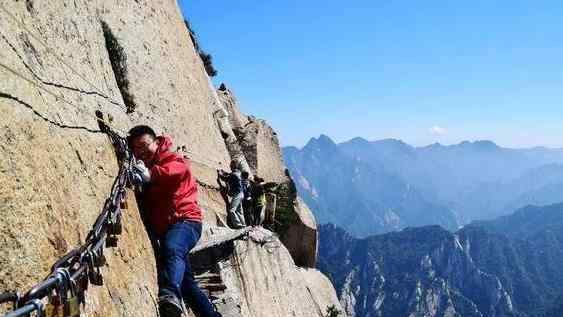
[241,171,253,226]
[128,125,221,317]
[217,161,246,228]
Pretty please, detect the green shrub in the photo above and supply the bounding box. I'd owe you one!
[270,181,298,237]
[325,305,342,317]
[184,19,218,77]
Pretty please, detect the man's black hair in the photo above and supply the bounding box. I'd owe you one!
[128,125,157,146]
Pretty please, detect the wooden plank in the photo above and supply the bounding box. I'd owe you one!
[191,227,251,254]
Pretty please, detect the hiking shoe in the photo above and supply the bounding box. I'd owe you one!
[158,294,184,317]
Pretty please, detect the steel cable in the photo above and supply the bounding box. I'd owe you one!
[0,3,127,111]
[1,3,235,172]
[0,60,126,136]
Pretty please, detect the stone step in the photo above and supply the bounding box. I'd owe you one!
[198,283,227,292]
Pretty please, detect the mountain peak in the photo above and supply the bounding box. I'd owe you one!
[304,134,337,150]
[374,138,412,148]
[420,142,444,150]
[347,136,369,144]
[475,140,500,149]
[318,134,334,143]
[420,140,500,151]
[458,140,500,150]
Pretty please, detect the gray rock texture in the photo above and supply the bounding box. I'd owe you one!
[282,197,318,268]
[318,222,556,317]
[218,85,287,184]
[213,227,340,317]
[0,1,336,316]
[217,85,319,268]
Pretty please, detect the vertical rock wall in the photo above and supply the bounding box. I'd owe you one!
[217,86,319,268]
[0,1,336,316]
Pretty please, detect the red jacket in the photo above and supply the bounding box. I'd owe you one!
[141,136,202,236]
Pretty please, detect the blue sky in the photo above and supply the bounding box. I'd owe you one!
[178,1,563,148]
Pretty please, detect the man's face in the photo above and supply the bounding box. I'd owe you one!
[132,134,159,164]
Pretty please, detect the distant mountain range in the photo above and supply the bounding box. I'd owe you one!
[283,135,459,237]
[283,135,563,237]
[318,203,563,317]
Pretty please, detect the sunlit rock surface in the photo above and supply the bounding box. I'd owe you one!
[0,1,339,316]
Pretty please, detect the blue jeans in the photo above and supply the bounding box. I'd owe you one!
[228,193,246,228]
[156,221,219,317]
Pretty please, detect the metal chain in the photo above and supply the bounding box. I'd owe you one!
[0,127,131,317]
[0,5,249,315]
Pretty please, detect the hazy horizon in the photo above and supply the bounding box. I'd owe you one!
[284,133,563,151]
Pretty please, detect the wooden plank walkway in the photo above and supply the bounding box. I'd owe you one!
[190,227,252,254]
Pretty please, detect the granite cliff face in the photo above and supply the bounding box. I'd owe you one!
[217,86,318,268]
[0,1,338,316]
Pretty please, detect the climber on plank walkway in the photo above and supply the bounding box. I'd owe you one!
[217,161,246,229]
[249,176,278,227]
[128,125,222,317]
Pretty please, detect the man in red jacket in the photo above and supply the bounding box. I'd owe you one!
[128,125,221,317]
